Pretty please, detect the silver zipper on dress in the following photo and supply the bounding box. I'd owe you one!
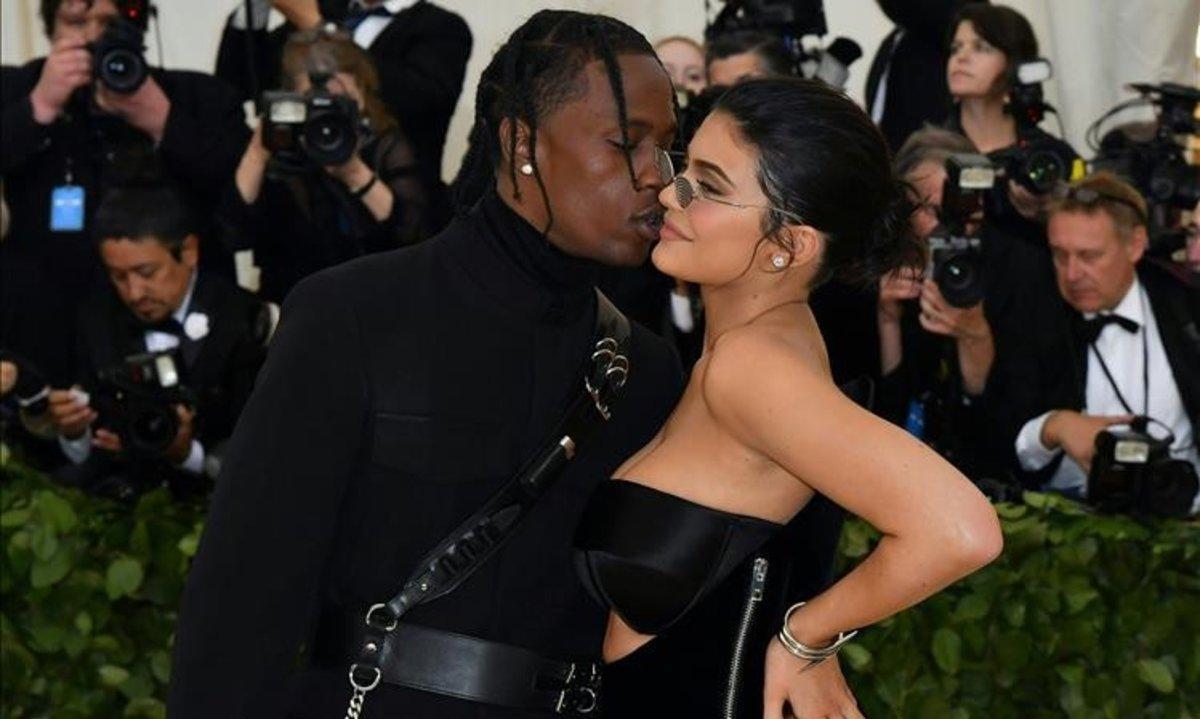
[723,556,769,719]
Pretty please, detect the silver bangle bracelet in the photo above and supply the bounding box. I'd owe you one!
[776,602,858,662]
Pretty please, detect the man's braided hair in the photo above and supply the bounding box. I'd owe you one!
[450,10,671,234]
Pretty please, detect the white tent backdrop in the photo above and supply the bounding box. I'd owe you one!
[3,0,1197,180]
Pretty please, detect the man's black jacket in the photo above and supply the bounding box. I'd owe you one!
[75,270,269,453]
[0,61,249,383]
[166,190,684,718]
[214,0,471,196]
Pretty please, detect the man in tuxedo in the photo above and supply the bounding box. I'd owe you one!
[46,185,269,498]
[215,0,471,203]
[1009,172,1200,512]
[1,0,250,386]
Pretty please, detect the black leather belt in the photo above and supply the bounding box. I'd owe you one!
[326,619,602,715]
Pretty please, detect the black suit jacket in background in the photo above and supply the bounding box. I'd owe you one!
[994,260,1200,486]
[166,191,684,719]
[75,271,269,453]
[215,0,471,194]
[0,62,250,384]
[866,0,978,152]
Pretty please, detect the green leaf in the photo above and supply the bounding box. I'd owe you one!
[842,642,872,672]
[74,611,93,636]
[953,593,991,623]
[29,525,58,561]
[29,544,73,588]
[124,697,167,719]
[932,628,962,675]
[36,491,77,532]
[176,532,199,559]
[150,651,171,685]
[106,557,145,600]
[98,664,130,687]
[0,508,31,527]
[1136,658,1176,694]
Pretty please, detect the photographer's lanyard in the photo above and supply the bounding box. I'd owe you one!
[1088,289,1150,418]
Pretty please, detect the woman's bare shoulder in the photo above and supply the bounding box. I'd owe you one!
[701,323,831,413]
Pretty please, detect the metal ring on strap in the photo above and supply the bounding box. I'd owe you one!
[365,603,398,632]
[349,664,383,692]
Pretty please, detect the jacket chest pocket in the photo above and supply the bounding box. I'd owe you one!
[369,412,512,483]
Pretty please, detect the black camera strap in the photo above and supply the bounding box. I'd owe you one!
[1088,289,1150,418]
[342,290,631,718]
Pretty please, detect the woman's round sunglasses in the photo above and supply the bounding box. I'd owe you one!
[654,147,805,225]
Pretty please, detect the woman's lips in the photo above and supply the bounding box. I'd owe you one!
[660,219,689,242]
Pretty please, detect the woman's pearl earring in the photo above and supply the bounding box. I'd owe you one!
[519,163,534,176]
[772,255,788,269]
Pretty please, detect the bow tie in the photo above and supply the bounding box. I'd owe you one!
[1079,313,1139,344]
[144,317,184,336]
[343,3,393,31]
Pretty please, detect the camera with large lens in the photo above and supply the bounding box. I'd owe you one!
[1089,82,1200,255]
[1089,417,1198,518]
[91,351,191,459]
[992,59,1077,195]
[262,87,362,168]
[90,0,152,94]
[927,153,995,308]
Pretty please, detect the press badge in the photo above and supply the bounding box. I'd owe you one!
[50,185,85,232]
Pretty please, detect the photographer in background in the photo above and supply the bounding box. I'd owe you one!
[865,0,980,152]
[1010,172,1199,514]
[215,0,471,227]
[704,30,793,87]
[47,185,269,499]
[943,4,1078,241]
[877,126,1059,478]
[0,0,249,386]
[221,28,432,304]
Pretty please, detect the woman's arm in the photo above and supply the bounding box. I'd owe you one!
[705,328,1003,642]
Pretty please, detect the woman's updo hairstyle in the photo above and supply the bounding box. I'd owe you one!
[712,77,923,287]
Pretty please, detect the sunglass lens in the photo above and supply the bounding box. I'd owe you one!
[674,176,694,209]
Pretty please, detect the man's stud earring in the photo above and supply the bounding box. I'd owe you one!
[519,163,534,176]
[772,255,788,269]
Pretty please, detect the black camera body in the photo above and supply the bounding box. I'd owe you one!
[927,153,995,308]
[92,351,192,459]
[995,59,1076,195]
[705,0,827,40]
[90,1,152,94]
[1089,82,1200,255]
[1089,417,1198,519]
[262,89,362,168]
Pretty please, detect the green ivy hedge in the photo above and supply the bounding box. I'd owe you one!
[1,458,203,719]
[2,456,1197,718]
[839,492,1200,718]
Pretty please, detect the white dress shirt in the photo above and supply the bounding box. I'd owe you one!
[348,0,418,49]
[1015,278,1199,513]
[60,272,206,475]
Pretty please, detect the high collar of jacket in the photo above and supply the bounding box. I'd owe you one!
[448,188,598,324]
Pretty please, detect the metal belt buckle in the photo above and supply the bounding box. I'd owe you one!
[555,661,601,715]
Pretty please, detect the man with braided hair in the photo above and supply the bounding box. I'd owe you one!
[168,10,682,719]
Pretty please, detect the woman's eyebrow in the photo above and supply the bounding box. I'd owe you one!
[691,158,734,186]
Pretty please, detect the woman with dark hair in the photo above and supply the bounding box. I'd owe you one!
[944,4,1078,232]
[220,28,437,303]
[169,10,686,719]
[572,78,1003,717]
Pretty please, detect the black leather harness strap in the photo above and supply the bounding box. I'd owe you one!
[342,290,630,718]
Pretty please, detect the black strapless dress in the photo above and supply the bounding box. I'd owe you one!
[574,480,844,718]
